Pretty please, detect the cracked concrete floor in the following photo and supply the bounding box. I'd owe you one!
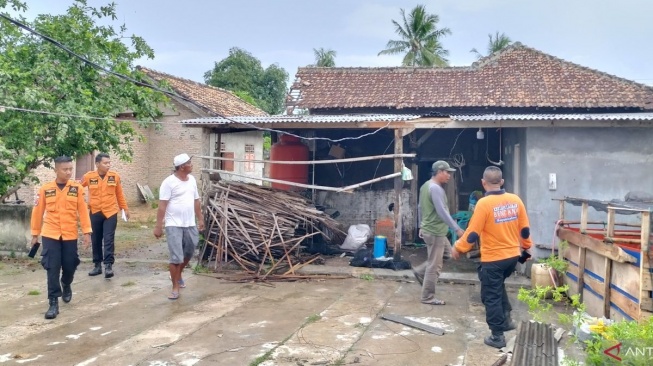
[0,253,525,366]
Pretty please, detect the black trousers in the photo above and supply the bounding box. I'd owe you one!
[41,237,80,298]
[478,256,519,333]
[90,212,117,264]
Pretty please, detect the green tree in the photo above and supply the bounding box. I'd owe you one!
[204,48,288,114]
[0,0,169,202]
[378,5,451,67]
[470,32,513,60]
[312,47,336,67]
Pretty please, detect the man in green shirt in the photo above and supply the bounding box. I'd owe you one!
[414,160,464,305]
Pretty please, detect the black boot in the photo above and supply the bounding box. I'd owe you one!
[484,331,506,348]
[104,263,114,279]
[62,283,72,303]
[88,263,102,276]
[503,310,516,331]
[45,297,59,319]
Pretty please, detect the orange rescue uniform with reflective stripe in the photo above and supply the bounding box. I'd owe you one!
[31,180,92,240]
[81,170,128,218]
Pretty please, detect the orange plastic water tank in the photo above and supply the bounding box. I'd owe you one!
[270,135,309,191]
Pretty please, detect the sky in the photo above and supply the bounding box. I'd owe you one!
[18,0,653,86]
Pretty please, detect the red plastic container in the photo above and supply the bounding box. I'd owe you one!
[270,135,309,191]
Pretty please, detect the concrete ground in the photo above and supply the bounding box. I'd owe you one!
[0,219,578,365]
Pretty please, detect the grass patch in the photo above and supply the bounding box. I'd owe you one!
[360,273,374,281]
[28,290,40,295]
[306,314,322,324]
[121,281,136,287]
[193,264,211,274]
[9,250,16,259]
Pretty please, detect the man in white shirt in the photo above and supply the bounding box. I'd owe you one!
[153,153,205,300]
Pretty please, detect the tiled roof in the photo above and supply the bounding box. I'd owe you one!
[138,67,267,117]
[181,114,420,125]
[290,43,653,110]
[451,113,653,121]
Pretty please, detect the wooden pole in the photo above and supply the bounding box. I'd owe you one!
[578,202,589,302]
[393,129,403,261]
[337,172,401,192]
[606,208,616,238]
[409,162,418,242]
[639,211,651,320]
[196,153,416,165]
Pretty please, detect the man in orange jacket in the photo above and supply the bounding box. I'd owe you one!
[31,156,92,319]
[81,153,129,278]
[451,166,532,349]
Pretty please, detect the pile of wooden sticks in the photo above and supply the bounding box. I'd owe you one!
[201,182,346,278]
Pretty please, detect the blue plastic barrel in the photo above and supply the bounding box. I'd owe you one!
[373,235,387,258]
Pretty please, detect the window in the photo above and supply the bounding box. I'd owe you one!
[244,145,255,172]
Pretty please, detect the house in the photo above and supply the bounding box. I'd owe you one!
[16,68,267,206]
[181,43,653,257]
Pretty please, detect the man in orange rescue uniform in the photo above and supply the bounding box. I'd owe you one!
[451,166,532,349]
[81,153,129,278]
[31,156,92,319]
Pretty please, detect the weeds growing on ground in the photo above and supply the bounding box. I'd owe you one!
[121,281,136,287]
[27,290,40,295]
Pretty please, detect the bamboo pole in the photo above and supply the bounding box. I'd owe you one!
[337,172,402,192]
[197,153,416,165]
[393,129,403,261]
[202,168,351,192]
[639,211,651,320]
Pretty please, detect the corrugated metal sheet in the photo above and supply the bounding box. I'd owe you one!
[180,114,421,125]
[511,321,558,366]
[451,113,653,121]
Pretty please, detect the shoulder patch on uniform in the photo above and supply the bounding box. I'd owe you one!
[45,189,56,197]
[67,186,79,197]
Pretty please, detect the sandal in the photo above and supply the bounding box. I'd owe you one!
[168,291,179,300]
[178,279,186,288]
[421,299,446,305]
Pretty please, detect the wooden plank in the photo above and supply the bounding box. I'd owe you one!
[557,228,637,263]
[604,257,612,318]
[610,288,640,320]
[606,208,616,237]
[393,129,403,261]
[580,202,589,233]
[559,200,565,221]
[584,249,608,280]
[641,295,653,312]
[381,314,445,336]
[578,246,587,302]
[562,242,580,263]
[640,211,651,320]
[408,163,418,242]
[566,262,579,278]
[584,271,605,297]
[612,261,653,294]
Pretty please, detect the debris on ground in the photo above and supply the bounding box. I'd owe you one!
[202,182,346,280]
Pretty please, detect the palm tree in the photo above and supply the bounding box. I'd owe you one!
[378,5,452,67]
[313,48,337,67]
[470,32,513,60]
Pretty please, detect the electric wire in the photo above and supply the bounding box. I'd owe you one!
[0,13,391,143]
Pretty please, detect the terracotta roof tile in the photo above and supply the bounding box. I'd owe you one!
[291,43,653,110]
[138,67,267,117]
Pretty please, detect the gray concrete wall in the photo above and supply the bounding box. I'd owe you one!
[320,188,413,240]
[0,205,31,253]
[523,127,653,256]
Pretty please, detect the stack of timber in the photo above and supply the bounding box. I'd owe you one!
[203,182,346,280]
